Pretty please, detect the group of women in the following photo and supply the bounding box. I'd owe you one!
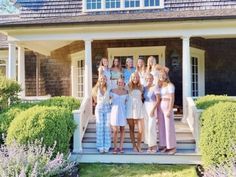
[92,56,176,155]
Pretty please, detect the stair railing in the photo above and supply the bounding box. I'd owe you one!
[73,96,92,153]
[186,97,203,153]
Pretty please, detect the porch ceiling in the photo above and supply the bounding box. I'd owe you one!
[18,40,73,56]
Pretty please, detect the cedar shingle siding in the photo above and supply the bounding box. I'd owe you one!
[15,0,236,19]
[0,0,235,26]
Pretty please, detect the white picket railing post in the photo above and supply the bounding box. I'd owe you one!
[73,110,82,153]
[186,97,203,153]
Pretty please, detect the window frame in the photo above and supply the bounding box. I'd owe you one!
[83,0,164,12]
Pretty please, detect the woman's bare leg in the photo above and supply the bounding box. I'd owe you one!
[112,126,118,152]
[127,119,137,151]
[136,119,143,152]
[119,126,125,152]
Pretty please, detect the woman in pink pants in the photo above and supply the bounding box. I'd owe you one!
[157,70,176,154]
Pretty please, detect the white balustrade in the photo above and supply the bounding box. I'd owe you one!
[73,97,92,153]
[186,97,203,153]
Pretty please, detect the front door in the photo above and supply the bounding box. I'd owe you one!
[190,47,205,97]
[71,51,85,99]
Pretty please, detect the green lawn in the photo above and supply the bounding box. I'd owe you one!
[79,164,197,177]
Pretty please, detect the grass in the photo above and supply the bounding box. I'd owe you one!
[79,164,197,177]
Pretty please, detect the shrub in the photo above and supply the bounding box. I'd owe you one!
[39,96,80,112]
[0,103,36,144]
[0,139,78,177]
[0,74,21,110]
[195,95,235,110]
[199,102,236,167]
[6,106,76,154]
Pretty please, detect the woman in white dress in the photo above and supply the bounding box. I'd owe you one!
[126,72,144,152]
[136,58,146,86]
[110,78,128,153]
[143,73,160,153]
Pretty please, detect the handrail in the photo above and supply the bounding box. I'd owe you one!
[73,96,92,153]
[20,95,51,103]
[186,97,203,153]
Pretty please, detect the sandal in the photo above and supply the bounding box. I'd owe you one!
[166,148,176,155]
[112,148,118,154]
[119,148,124,153]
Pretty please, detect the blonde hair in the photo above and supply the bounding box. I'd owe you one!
[99,57,108,67]
[92,75,108,99]
[158,69,171,85]
[136,58,146,73]
[146,56,157,73]
[126,58,133,68]
[128,72,142,92]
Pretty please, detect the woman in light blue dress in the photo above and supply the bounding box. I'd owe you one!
[123,58,136,85]
[110,58,123,89]
[110,78,128,153]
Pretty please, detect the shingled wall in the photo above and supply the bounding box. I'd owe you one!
[15,0,236,19]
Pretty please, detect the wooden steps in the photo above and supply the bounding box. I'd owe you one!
[71,114,201,164]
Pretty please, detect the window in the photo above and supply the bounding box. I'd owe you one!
[77,60,85,98]
[106,0,120,8]
[191,57,199,97]
[87,0,102,10]
[0,58,6,76]
[125,0,140,8]
[84,0,163,11]
[144,0,159,7]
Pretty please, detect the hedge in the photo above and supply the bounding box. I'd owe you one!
[6,106,76,154]
[195,95,235,110]
[0,103,35,143]
[199,102,236,166]
[39,96,80,111]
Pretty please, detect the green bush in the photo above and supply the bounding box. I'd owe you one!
[39,96,80,111]
[199,102,236,166]
[195,95,235,109]
[0,74,21,110]
[6,105,76,154]
[0,103,35,144]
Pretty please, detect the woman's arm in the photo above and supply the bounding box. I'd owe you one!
[150,94,161,117]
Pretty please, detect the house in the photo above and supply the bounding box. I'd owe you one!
[0,0,236,164]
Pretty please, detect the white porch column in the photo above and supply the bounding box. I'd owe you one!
[7,41,16,80]
[84,39,93,98]
[18,46,25,97]
[182,36,192,121]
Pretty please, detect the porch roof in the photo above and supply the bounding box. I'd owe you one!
[0,8,236,28]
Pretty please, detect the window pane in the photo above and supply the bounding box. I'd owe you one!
[125,0,140,7]
[106,0,120,8]
[144,0,160,7]
[87,0,102,9]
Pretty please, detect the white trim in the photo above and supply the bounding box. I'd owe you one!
[71,51,85,99]
[8,27,236,42]
[107,46,166,66]
[83,0,164,12]
[7,41,16,80]
[190,47,205,96]
[18,47,25,97]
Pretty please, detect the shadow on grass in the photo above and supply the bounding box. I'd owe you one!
[79,163,197,177]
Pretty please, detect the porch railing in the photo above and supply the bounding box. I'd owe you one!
[73,96,92,153]
[20,95,51,103]
[186,97,203,153]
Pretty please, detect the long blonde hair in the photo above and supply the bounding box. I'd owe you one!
[92,75,108,99]
[146,56,156,73]
[136,58,146,73]
[128,72,142,92]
